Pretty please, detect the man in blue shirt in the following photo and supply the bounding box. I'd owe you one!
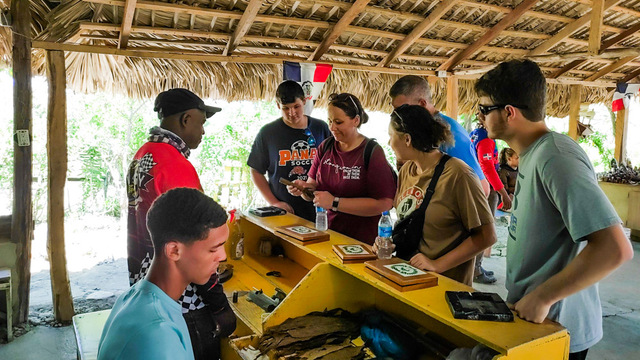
[389,76,488,194]
[98,188,230,360]
[389,76,496,284]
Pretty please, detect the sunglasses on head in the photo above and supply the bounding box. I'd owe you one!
[478,104,529,116]
[304,128,316,147]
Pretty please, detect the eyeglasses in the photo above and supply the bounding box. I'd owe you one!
[304,128,316,147]
[391,104,411,133]
[478,104,529,116]
[328,93,361,117]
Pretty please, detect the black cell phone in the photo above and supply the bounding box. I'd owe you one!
[249,206,287,217]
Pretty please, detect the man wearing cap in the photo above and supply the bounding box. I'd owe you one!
[126,88,234,360]
[248,80,331,222]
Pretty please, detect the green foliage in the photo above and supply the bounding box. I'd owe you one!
[578,131,614,171]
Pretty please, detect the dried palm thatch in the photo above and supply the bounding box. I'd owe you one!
[4,0,640,117]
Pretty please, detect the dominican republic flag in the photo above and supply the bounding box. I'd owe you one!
[612,83,640,112]
[283,61,333,115]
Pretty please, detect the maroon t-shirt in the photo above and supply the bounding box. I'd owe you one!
[309,137,397,244]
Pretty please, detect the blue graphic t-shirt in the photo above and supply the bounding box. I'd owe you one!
[248,116,331,221]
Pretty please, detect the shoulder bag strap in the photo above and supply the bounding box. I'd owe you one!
[415,154,451,214]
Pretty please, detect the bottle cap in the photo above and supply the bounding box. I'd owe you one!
[316,206,325,212]
[382,210,390,216]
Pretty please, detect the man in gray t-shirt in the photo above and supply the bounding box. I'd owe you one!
[475,60,633,359]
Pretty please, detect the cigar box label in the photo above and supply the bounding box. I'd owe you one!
[287,226,314,234]
[338,245,367,254]
[384,263,426,277]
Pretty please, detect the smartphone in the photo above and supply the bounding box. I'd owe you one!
[249,206,287,217]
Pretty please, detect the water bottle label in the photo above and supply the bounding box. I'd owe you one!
[378,226,392,238]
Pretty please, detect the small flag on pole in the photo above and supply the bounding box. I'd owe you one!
[611,83,640,112]
[283,61,333,115]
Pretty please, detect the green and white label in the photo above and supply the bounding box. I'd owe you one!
[288,226,313,234]
[338,245,366,254]
[384,263,426,277]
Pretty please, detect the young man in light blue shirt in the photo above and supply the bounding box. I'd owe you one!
[98,188,229,360]
[475,59,633,360]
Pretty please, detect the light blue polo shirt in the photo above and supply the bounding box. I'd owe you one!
[98,279,194,360]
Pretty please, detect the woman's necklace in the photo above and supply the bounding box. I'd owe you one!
[334,137,364,175]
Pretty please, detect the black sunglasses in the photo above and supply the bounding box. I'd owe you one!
[478,104,529,116]
[304,128,316,147]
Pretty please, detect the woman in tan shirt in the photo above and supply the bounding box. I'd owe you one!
[383,105,496,285]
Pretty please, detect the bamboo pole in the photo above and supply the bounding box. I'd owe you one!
[46,50,75,322]
[11,0,34,324]
[568,84,582,141]
[614,107,629,162]
[446,76,459,120]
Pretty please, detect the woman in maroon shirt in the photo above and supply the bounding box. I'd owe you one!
[287,93,397,244]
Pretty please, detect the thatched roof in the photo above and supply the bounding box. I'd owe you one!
[2,0,639,116]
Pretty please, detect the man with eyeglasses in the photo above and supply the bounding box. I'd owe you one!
[476,59,633,360]
[248,80,331,221]
[389,75,496,284]
[126,89,235,360]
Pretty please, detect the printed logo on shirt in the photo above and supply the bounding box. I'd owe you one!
[482,153,493,161]
[508,214,517,242]
[321,158,361,180]
[396,186,425,218]
[127,153,156,208]
[278,140,318,166]
[288,166,308,178]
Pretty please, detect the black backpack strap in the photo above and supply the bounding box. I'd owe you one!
[317,136,335,159]
[416,154,451,213]
[363,138,377,169]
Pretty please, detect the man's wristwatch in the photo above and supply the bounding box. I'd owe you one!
[332,197,340,212]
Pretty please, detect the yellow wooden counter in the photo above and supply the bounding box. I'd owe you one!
[599,181,640,240]
[222,213,569,360]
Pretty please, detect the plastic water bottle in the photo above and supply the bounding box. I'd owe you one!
[228,210,244,260]
[315,207,328,231]
[376,211,394,259]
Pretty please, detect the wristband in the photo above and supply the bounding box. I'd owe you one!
[331,197,340,212]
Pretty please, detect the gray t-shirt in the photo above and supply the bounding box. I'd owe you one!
[506,132,620,353]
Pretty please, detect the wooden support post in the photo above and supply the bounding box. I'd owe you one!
[614,107,629,162]
[568,84,582,141]
[446,76,458,120]
[589,0,605,55]
[46,50,75,322]
[11,0,34,324]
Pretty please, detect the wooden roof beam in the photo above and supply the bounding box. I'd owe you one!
[529,47,640,62]
[588,0,605,55]
[80,22,231,39]
[308,0,371,61]
[622,67,640,82]
[585,56,637,81]
[32,40,437,76]
[573,0,640,18]
[529,0,623,56]
[437,0,538,72]
[118,0,137,49]
[80,21,529,56]
[551,22,640,78]
[222,0,262,56]
[376,0,459,68]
